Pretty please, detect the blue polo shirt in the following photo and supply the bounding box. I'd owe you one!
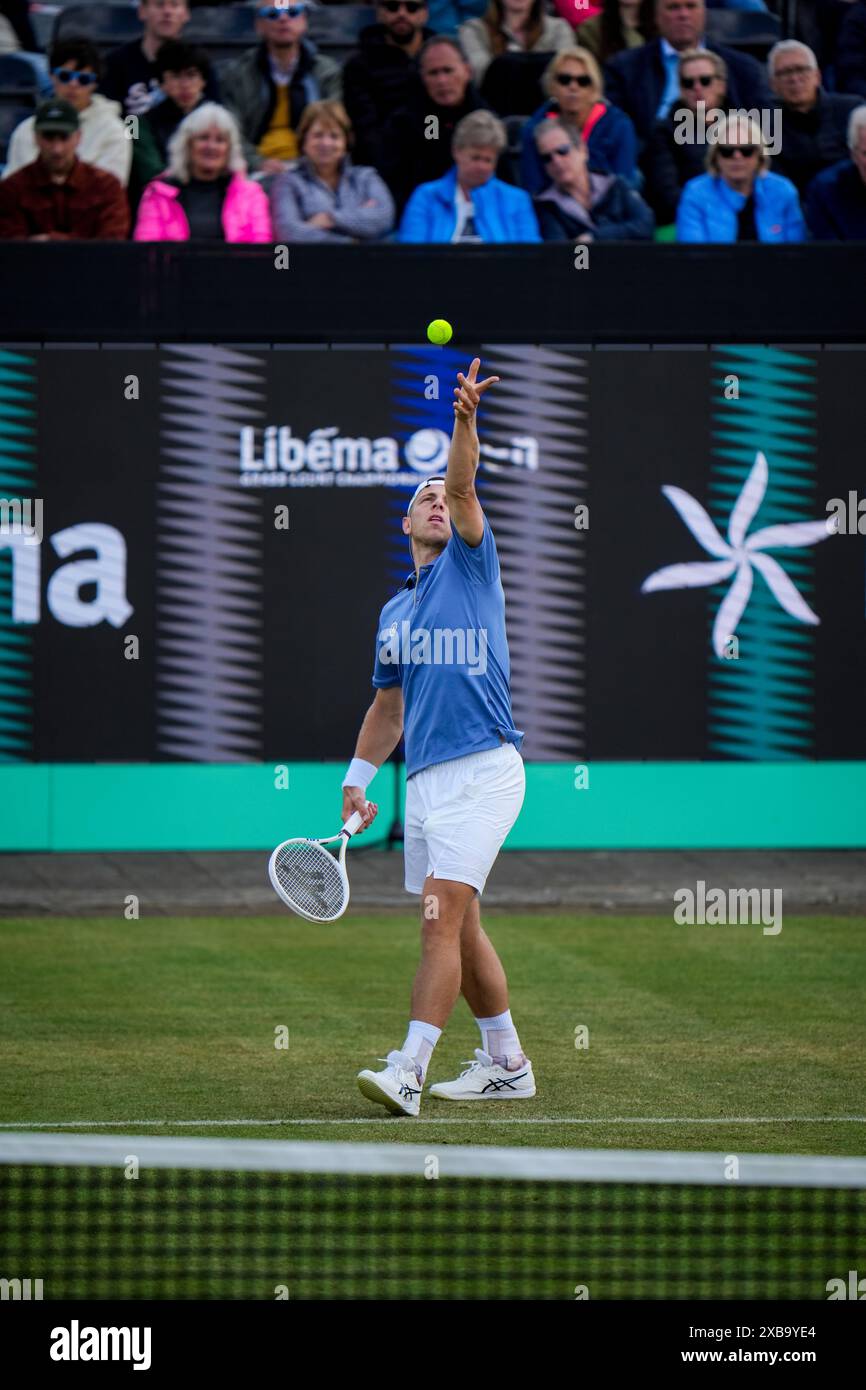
[372,517,524,778]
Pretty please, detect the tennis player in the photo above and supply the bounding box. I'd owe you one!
[341,358,534,1116]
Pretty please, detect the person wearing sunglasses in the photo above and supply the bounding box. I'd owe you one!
[533,117,653,239]
[220,1,341,177]
[644,47,726,225]
[398,108,539,240]
[676,115,805,243]
[768,40,861,198]
[103,0,209,118]
[3,38,131,187]
[342,1,433,171]
[458,0,573,87]
[519,46,638,194]
[604,0,771,149]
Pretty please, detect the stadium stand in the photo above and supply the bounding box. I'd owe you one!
[705,7,782,58]
[3,0,865,243]
[51,3,376,66]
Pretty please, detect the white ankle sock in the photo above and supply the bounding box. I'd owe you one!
[475,1009,524,1068]
[400,1020,442,1083]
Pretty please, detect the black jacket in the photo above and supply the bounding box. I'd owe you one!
[534,175,655,241]
[772,92,861,195]
[645,109,708,223]
[381,85,495,212]
[103,39,219,117]
[604,38,772,146]
[342,24,434,169]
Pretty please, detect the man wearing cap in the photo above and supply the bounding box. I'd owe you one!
[344,359,534,1118]
[0,100,130,240]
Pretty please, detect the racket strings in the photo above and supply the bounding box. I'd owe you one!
[272,839,347,921]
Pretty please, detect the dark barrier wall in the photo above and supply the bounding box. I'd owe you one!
[3,245,866,344]
[1,343,864,766]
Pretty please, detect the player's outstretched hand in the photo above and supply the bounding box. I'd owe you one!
[342,787,378,833]
[454,357,500,422]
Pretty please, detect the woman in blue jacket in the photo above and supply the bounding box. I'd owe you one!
[398,109,540,242]
[519,46,639,194]
[676,116,806,243]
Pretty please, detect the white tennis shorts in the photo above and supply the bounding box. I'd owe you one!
[403,741,526,896]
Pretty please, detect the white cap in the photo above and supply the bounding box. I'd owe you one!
[406,476,446,515]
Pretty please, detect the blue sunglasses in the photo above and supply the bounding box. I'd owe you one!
[53,67,98,86]
[257,4,307,17]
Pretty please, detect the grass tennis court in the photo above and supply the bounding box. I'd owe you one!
[1,912,863,1155]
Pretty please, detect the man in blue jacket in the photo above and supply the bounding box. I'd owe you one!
[398,108,540,241]
[605,0,772,147]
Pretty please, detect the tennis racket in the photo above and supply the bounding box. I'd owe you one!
[268,810,365,922]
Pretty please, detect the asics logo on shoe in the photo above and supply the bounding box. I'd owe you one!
[481,1071,528,1093]
[398,1081,420,1099]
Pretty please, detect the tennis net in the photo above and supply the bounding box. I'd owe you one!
[1,1135,864,1300]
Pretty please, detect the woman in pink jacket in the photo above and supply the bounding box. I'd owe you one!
[134,102,273,243]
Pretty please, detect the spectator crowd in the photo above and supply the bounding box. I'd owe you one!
[0,0,864,242]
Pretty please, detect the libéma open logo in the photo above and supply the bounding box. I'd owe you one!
[238,426,538,488]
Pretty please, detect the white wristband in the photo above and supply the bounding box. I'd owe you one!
[342,757,378,790]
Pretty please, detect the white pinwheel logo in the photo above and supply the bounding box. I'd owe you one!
[641,451,833,658]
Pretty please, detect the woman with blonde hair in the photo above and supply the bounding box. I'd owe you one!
[271,99,394,243]
[519,46,637,192]
[134,103,273,242]
[459,0,573,84]
[676,114,806,243]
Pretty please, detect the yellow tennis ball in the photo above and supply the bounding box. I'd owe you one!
[427,319,453,345]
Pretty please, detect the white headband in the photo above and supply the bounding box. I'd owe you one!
[406,476,446,515]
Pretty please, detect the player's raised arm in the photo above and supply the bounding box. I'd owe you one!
[446,357,500,547]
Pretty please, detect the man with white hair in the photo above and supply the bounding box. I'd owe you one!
[769,40,860,195]
[804,104,866,239]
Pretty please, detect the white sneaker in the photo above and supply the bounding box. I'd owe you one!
[357,1050,422,1117]
[428,1048,536,1101]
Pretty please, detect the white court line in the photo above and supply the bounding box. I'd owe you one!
[1,1117,864,1128]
